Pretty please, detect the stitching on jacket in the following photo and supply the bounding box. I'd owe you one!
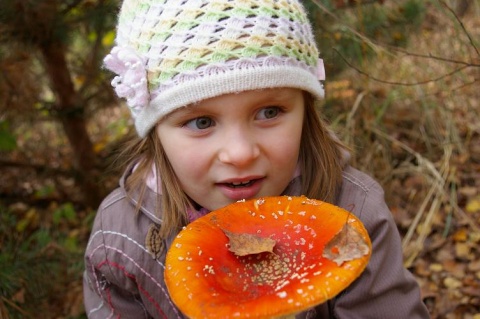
[104,259,167,319]
[130,195,163,224]
[103,286,115,319]
[87,300,104,317]
[101,230,166,270]
[340,170,372,220]
[105,245,181,317]
[100,186,163,226]
[342,171,370,194]
[101,189,127,210]
[93,243,181,318]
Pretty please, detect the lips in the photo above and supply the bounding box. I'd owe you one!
[217,177,264,200]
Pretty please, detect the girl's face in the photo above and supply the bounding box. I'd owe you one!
[156,88,304,211]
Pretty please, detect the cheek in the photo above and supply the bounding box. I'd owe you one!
[269,120,303,159]
[159,137,214,190]
[162,140,206,180]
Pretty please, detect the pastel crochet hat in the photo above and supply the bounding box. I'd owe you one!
[105,0,325,137]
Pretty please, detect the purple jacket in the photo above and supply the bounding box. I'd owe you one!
[83,164,430,318]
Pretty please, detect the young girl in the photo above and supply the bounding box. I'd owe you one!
[84,0,430,318]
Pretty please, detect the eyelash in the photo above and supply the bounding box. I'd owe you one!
[182,106,284,131]
[256,106,282,120]
[183,117,214,130]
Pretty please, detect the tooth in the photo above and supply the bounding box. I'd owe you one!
[231,180,250,186]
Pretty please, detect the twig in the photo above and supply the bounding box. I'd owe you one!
[334,48,470,86]
[1,297,32,318]
[309,0,386,55]
[385,45,479,67]
[344,90,367,146]
[440,0,480,57]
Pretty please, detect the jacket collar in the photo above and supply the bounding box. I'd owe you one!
[119,163,163,224]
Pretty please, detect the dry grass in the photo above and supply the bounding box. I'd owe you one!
[323,2,479,317]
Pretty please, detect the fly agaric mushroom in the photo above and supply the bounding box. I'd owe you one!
[165,196,371,319]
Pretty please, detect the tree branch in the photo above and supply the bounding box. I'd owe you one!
[334,48,471,86]
[440,0,480,57]
[385,45,480,67]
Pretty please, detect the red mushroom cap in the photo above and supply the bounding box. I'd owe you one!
[165,196,371,318]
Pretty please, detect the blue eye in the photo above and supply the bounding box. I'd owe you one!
[185,117,214,130]
[257,107,280,120]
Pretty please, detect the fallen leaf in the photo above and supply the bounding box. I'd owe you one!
[455,242,473,260]
[429,263,443,272]
[467,260,480,272]
[465,196,480,213]
[452,228,468,242]
[223,230,276,256]
[323,223,370,266]
[444,277,462,289]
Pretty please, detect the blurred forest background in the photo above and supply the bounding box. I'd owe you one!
[0,0,478,318]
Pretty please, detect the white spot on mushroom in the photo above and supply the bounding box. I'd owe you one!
[277,291,287,298]
[298,211,306,216]
[276,280,290,291]
[293,224,302,233]
[178,257,184,261]
[203,265,215,274]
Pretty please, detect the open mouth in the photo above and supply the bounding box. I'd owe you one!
[228,180,255,188]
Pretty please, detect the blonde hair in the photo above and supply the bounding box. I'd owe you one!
[119,92,346,243]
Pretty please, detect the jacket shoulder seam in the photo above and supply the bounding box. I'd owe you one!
[99,188,128,211]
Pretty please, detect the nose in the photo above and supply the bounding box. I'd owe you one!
[218,127,260,167]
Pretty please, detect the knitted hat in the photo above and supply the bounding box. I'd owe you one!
[104,0,325,138]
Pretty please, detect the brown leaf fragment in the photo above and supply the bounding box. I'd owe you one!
[146,223,163,260]
[223,230,276,256]
[323,223,370,266]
